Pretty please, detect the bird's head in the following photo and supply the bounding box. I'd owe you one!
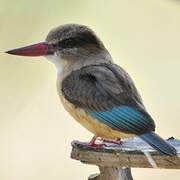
[6,24,111,74]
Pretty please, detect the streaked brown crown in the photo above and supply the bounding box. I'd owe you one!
[46,24,104,49]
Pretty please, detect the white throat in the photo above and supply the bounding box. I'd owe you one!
[45,54,65,75]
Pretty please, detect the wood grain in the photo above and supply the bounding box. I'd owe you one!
[71,137,180,169]
[71,137,180,179]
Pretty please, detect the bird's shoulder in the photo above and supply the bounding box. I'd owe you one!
[61,63,143,110]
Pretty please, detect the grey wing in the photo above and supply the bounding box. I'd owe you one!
[62,63,144,110]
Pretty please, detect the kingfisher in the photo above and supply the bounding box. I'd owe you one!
[6,24,177,155]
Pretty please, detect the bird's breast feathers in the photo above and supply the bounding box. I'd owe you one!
[59,93,135,139]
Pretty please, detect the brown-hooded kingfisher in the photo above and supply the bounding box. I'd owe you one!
[6,24,177,155]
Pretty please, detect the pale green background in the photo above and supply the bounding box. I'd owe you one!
[0,0,180,179]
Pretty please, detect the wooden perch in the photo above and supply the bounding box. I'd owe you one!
[71,137,180,180]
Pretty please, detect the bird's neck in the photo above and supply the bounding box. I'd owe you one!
[46,50,113,78]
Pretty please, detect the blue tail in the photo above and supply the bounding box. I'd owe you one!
[140,132,177,155]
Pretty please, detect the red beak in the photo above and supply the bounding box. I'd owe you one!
[6,42,53,57]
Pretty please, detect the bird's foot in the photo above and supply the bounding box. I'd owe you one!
[102,138,122,145]
[87,136,105,147]
[73,137,122,148]
[73,136,105,147]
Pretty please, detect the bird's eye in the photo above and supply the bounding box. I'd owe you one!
[60,38,77,48]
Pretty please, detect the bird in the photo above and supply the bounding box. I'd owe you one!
[6,24,177,155]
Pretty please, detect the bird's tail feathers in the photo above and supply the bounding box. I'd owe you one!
[140,131,177,155]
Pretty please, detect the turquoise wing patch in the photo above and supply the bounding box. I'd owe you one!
[87,105,154,134]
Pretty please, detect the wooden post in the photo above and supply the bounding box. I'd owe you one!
[71,137,180,180]
[88,167,133,180]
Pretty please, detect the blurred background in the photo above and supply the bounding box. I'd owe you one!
[0,0,180,179]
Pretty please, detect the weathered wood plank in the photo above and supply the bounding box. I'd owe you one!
[71,137,180,169]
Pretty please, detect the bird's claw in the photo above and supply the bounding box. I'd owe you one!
[102,138,122,145]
